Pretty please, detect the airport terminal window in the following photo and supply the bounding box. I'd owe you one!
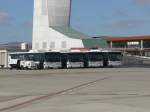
[112,42,127,48]
[143,41,150,48]
[127,41,141,48]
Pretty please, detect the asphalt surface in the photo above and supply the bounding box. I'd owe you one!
[0,67,150,112]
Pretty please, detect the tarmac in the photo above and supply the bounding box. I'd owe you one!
[0,67,150,112]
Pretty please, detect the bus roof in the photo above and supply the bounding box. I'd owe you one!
[9,51,60,55]
[101,50,122,53]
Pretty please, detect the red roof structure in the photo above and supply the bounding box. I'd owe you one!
[105,35,150,42]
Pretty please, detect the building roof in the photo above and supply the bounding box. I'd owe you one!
[82,39,108,48]
[52,26,108,48]
[51,26,90,39]
[104,36,150,42]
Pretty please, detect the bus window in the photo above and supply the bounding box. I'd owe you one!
[108,52,122,61]
[67,53,84,62]
[87,52,104,67]
[45,53,61,62]
[88,52,103,62]
[43,52,62,69]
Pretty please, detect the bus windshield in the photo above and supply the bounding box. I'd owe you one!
[33,53,44,61]
[88,53,103,61]
[25,54,34,61]
[10,54,19,59]
[10,54,24,61]
[45,53,61,62]
[68,53,84,62]
[108,52,122,61]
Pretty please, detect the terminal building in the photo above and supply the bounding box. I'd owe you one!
[104,36,150,56]
[32,0,108,51]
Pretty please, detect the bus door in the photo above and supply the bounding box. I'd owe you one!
[44,52,62,69]
[66,53,85,68]
[61,53,67,69]
[102,52,108,67]
[88,52,103,67]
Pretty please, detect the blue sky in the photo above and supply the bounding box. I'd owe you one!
[0,0,150,43]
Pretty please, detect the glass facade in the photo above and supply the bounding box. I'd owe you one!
[112,42,127,48]
[143,40,150,48]
[107,39,150,56]
[111,40,150,49]
[127,41,141,48]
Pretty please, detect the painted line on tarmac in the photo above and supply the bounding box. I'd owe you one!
[0,76,112,111]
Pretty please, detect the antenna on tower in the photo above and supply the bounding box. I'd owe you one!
[69,0,72,26]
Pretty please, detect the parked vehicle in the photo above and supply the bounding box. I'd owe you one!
[103,51,123,67]
[86,51,104,68]
[8,50,123,70]
[62,52,85,68]
[9,52,43,69]
[8,53,20,69]
[43,52,62,69]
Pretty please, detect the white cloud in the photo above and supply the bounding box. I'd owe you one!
[0,11,13,26]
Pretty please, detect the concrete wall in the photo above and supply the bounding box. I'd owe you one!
[48,0,71,26]
[0,50,8,68]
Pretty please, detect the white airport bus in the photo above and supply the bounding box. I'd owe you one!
[62,52,85,68]
[103,51,123,67]
[8,51,62,69]
[9,52,44,69]
[86,51,104,68]
[8,50,123,69]
[43,52,62,69]
[8,53,21,69]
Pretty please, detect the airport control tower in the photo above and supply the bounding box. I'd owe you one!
[32,0,108,50]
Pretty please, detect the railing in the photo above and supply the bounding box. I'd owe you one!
[123,55,150,65]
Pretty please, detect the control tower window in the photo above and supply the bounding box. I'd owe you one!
[41,0,47,15]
